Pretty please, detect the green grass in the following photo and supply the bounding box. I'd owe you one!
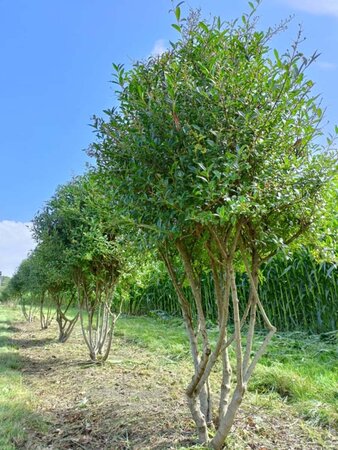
[116,315,338,429]
[116,314,190,358]
[1,305,336,448]
[0,306,46,449]
[250,331,338,428]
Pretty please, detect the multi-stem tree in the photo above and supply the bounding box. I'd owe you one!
[90,3,336,448]
[27,249,54,330]
[33,174,124,362]
[6,257,38,323]
[33,241,79,342]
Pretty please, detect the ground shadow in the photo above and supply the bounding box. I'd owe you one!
[0,319,16,325]
[0,400,46,450]
[0,325,21,333]
[7,337,56,349]
[0,347,98,378]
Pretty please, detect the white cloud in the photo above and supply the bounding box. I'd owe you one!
[151,39,167,57]
[284,0,338,17]
[0,221,36,277]
[317,61,337,70]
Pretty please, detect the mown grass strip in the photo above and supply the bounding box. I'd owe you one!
[117,315,338,429]
[0,306,45,449]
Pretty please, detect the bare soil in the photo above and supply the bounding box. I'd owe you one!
[10,319,337,450]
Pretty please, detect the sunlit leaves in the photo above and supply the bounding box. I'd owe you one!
[90,5,336,258]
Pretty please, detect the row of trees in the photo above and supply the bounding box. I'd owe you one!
[2,3,337,448]
[4,175,140,361]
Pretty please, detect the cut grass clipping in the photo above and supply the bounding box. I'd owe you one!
[249,331,338,429]
[1,308,337,448]
[118,316,338,430]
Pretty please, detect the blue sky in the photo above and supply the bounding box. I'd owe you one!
[0,0,338,275]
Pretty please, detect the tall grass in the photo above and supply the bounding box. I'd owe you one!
[127,249,337,333]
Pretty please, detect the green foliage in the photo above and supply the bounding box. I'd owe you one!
[91,6,336,258]
[128,248,337,333]
[0,276,10,299]
[90,7,337,442]
[1,248,59,310]
[33,174,120,282]
[251,249,337,332]
[32,173,123,309]
[314,173,338,261]
[2,258,38,304]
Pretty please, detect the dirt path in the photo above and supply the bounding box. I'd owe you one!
[10,320,337,450]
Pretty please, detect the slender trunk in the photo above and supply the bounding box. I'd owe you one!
[240,243,277,383]
[40,294,52,329]
[206,244,232,422]
[218,348,232,422]
[77,277,118,363]
[242,254,259,373]
[101,312,118,362]
[176,239,212,424]
[211,264,246,449]
[160,248,209,441]
[159,224,276,449]
[56,296,79,343]
[40,299,44,329]
[57,313,79,343]
[22,297,34,322]
[211,385,245,450]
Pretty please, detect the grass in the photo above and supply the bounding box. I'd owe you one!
[1,305,337,449]
[250,331,338,428]
[116,314,190,358]
[116,314,338,430]
[0,306,46,449]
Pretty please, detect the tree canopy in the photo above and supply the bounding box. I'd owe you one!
[90,4,336,260]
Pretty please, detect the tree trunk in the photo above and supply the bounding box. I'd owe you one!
[160,226,276,448]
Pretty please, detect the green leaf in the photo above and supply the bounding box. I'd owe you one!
[199,21,209,33]
[175,6,181,22]
[171,23,181,33]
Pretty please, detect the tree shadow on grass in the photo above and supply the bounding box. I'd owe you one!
[0,350,71,373]
[0,325,21,333]
[7,336,56,349]
[1,348,196,449]
[0,319,16,325]
[0,399,48,450]
[0,317,24,335]
[0,349,96,378]
[0,338,49,449]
